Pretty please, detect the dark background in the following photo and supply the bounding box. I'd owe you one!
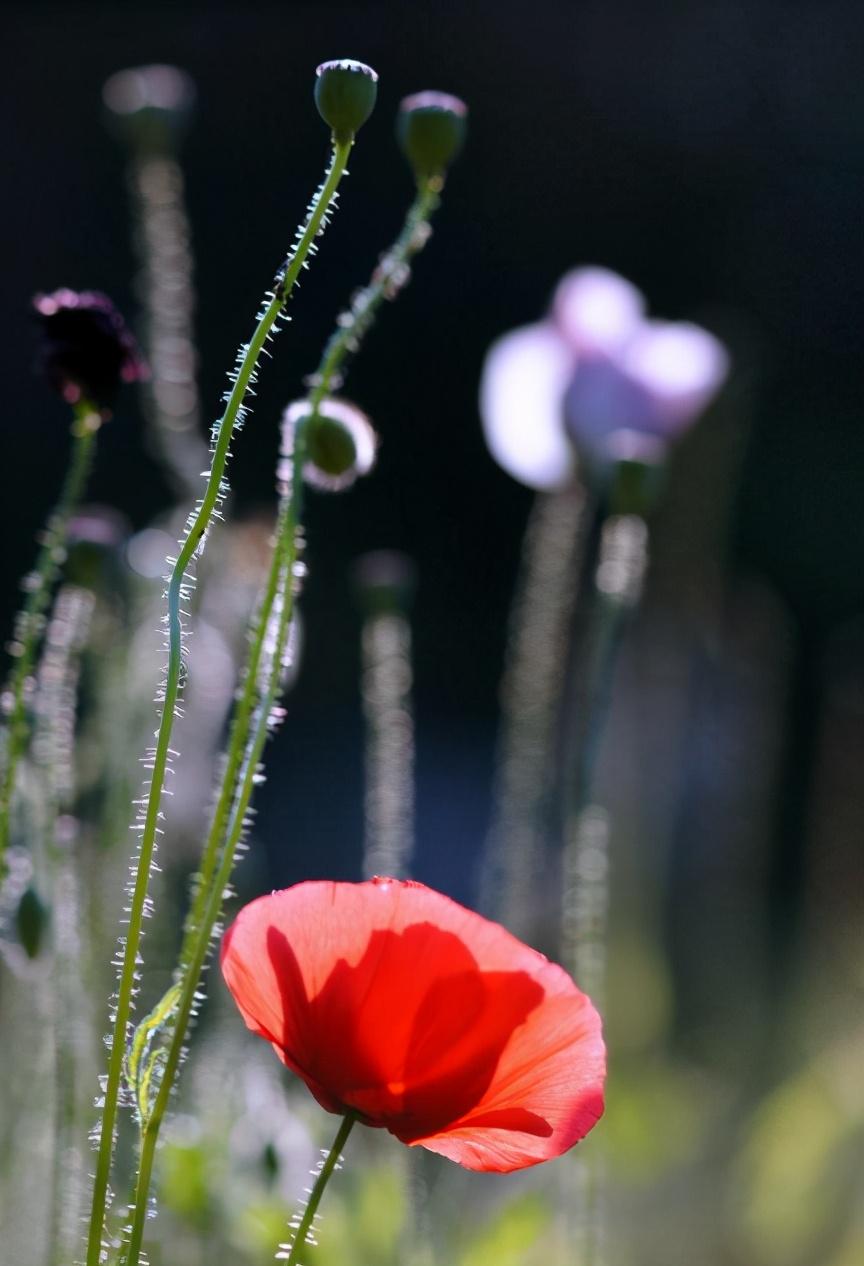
[2,0,862,1000]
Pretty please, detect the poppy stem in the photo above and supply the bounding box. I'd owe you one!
[304,173,441,418]
[561,509,649,988]
[479,484,590,940]
[120,421,308,1266]
[117,169,448,1266]
[0,398,101,879]
[178,173,442,974]
[282,1114,357,1266]
[85,137,353,1266]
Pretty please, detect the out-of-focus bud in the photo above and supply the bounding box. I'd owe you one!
[397,91,468,181]
[314,60,378,141]
[353,550,417,616]
[283,398,377,493]
[65,507,131,592]
[606,430,668,517]
[32,289,146,413]
[16,885,48,959]
[102,64,196,152]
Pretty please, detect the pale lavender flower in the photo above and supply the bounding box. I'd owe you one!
[480,266,729,490]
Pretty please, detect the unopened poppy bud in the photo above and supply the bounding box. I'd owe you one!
[314,60,378,141]
[103,64,196,151]
[605,430,667,517]
[283,399,377,493]
[353,550,417,616]
[397,91,468,180]
[16,885,48,959]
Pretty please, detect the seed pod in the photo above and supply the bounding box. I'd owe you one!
[397,91,468,180]
[283,398,377,493]
[314,60,378,141]
[16,885,49,959]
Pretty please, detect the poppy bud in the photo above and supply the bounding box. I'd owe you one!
[103,64,196,152]
[605,431,667,517]
[353,550,417,616]
[314,60,378,142]
[397,91,468,180]
[283,398,377,493]
[16,885,48,959]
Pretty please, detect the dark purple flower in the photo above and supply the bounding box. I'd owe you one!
[33,289,146,412]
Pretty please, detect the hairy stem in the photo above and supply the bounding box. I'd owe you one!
[181,174,442,964]
[283,1114,356,1266]
[305,176,441,414]
[122,174,444,1265]
[0,400,100,876]
[122,430,307,1266]
[86,137,353,1266]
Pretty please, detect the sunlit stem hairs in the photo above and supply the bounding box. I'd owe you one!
[0,398,103,879]
[119,85,466,1266]
[85,60,377,1266]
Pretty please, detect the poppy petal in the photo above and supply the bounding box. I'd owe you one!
[479,322,576,490]
[220,878,605,1173]
[401,985,605,1171]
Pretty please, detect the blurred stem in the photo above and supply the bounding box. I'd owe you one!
[0,399,100,877]
[283,1114,356,1266]
[86,137,353,1266]
[559,510,648,1266]
[479,485,589,938]
[122,428,307,1266]
[561,512,649,827]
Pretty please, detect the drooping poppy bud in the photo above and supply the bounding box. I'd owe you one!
[221,877,605,1173]
[283,399,377,493]
[32,289,146,412]
[397,92,468,181]
[314,60,378,142]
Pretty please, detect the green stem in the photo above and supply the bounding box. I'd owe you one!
[121,432,307,1266]
[122,175,443,1266]
[306,177,440,415]
[176,479,295,975]
[180,175,441,967]
[86,137,353,1266]
[281,1113,356,1266]
[0,400,99,876]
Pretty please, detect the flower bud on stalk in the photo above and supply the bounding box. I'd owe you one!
[314,59,378,140]
[397,91,468,182]
[102,63,195,153]
[284,398,377,493]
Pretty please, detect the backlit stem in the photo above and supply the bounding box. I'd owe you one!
[121,427,307,1266]
[0,399,100,876]
[86,137,353,1266]
[280,1114,356,1266]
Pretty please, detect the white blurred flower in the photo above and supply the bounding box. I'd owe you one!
[480,266,729,490]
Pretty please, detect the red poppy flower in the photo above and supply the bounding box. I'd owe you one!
[220,877,605,1172]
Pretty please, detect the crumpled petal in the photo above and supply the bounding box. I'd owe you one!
[479,322,576,490]
[221,878,605,1173]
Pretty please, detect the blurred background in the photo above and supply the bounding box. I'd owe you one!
[1,3,862,1265]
